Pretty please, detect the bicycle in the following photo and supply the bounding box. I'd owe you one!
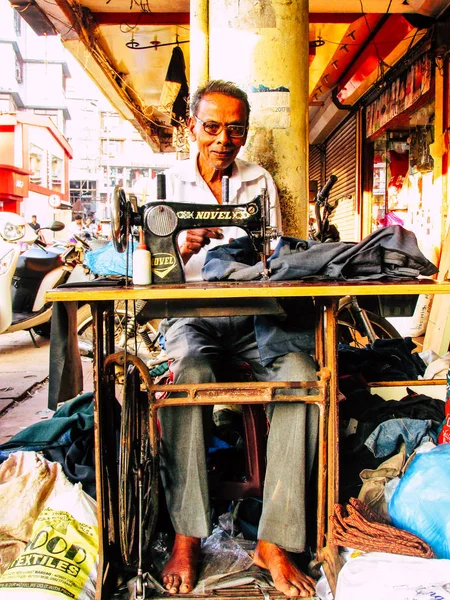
[77,300,160,363]
[310,175,401,346]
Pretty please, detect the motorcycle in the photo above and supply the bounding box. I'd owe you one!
[0,212,92,342]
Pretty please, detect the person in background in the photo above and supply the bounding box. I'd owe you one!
[83,215,98,239]
[68,215,84,241]
[28,215,41,232]
[27,214,47,244]
[158,80,318,599]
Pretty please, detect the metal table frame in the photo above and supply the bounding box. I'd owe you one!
[46,278,450,600]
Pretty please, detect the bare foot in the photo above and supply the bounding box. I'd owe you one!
[161,534,201,594]
[253,540,316,598]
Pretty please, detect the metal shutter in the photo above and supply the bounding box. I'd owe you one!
[325,114,359,242]
[309,144,323,187]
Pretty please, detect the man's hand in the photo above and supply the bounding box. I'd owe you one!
[180,228,224,264]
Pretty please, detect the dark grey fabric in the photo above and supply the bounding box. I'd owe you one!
[48,301,83,410]
[202,226,438,282]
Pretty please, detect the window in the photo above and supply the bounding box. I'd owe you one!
[51,156,63,192]
[105,167,124,188]
[70,180,97,206]
[127,168,149,189]
[101,139,123,157]
[101,112,120,131]
[29,144,44,185]
[15,56,23,84]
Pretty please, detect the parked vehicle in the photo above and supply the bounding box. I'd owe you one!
[0,212,92,341]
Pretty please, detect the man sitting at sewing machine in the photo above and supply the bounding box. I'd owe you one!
[159,80,318,598]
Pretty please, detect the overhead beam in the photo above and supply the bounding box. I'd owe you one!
[10,0,57,35]
[94,12,383,26]
[94,12,190,26]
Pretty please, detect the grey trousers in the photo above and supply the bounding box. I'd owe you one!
[158,316,319,553]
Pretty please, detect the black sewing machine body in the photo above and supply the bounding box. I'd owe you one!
[110,185,277,284]
[139,197,265,283]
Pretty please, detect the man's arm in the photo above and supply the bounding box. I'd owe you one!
[179,228,224,264]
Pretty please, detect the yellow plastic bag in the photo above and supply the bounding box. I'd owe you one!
[0,483,98,599]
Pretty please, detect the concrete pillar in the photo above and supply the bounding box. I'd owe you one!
[208,0,309,237]
[190,0,209,97]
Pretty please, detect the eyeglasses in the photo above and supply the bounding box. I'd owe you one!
[194,116,247,139]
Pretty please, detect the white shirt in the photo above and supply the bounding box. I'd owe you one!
[68,221,83,236]
[165,155,282,281]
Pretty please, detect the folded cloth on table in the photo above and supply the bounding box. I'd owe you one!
[329,497,434,558]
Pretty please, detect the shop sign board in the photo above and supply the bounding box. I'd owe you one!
[365,54,432,138]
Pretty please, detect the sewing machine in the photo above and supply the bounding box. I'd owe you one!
[111,177,279,284]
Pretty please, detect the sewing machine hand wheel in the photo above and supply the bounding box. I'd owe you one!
[111,186,131,253]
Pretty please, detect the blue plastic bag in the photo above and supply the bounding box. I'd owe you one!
[388,444,450,558]
[85,240,134,276]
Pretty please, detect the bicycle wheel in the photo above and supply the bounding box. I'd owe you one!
[337,306,401,347]
[119,364,158,568]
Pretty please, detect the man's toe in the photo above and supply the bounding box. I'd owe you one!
[180,582,193,594]
[273,577,299,597]
[163,574,181,594]
[298,580,315,598]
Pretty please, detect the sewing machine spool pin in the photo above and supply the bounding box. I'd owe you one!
[156,172,166,201]
[222,175,230,204]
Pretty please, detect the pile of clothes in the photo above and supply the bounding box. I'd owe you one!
[337,338,445,508]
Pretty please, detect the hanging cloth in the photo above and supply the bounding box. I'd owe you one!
[159,45,189,126]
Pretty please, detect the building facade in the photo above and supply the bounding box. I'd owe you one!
[65,87,177,221]
[0,0,176,227]
[0,0,72,227]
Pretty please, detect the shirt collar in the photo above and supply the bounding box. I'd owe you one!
[175,153,263,185]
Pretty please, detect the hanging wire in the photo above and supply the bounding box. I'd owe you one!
[359,0,393,69]
[82,32,190,129]
[87,44,182,130]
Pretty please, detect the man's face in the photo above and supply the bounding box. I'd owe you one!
[188,93,248,172]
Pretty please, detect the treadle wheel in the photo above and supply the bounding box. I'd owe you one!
[119,365,157,567]
[337,307,401,347]
[111,186,130,253]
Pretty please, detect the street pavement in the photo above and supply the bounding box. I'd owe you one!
[0,330,93,445]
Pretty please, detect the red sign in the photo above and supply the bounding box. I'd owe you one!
[0,164,30,200]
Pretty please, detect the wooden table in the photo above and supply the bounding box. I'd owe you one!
[46,278,450,600]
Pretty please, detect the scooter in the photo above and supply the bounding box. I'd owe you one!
[0,212,91,343]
